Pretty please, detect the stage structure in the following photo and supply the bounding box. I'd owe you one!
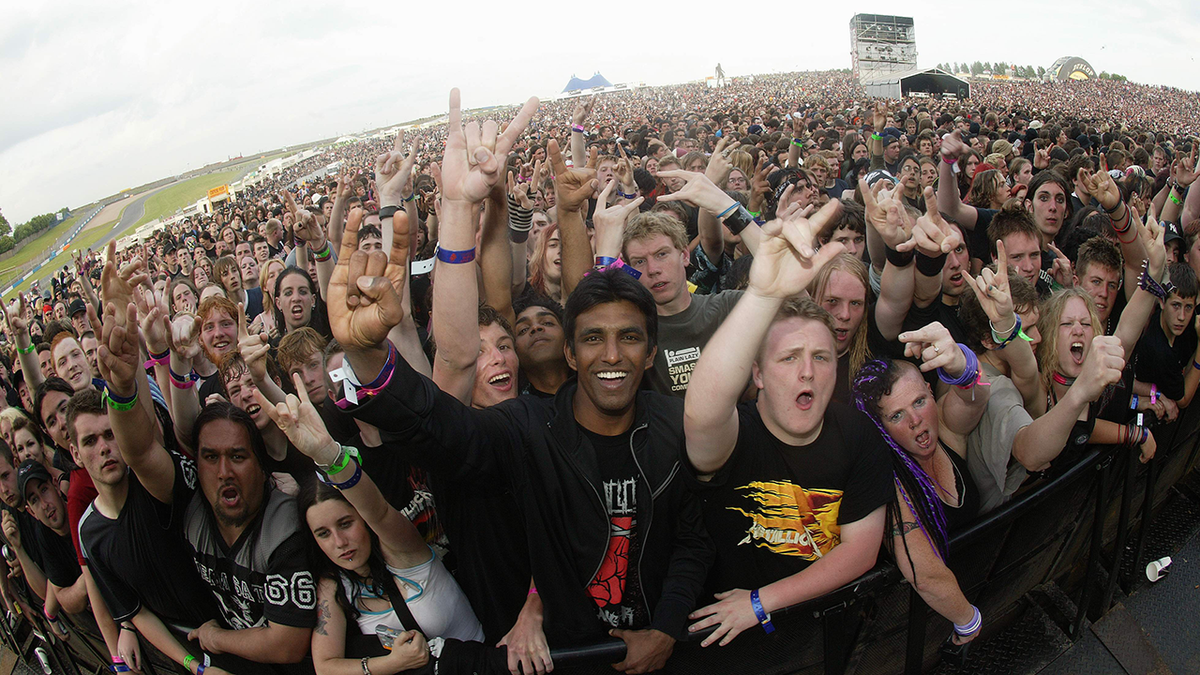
[849,14,917,81]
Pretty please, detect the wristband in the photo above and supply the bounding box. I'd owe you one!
[884,246,915,268]
[871,133,884,141]
[990,315,1022,348]
[1193,360,1200,371]
[436,246,476,264]
[336,341,398,407]
[44,607,56,621]
[915,251,947,277]
[17,343,35,355]
[401,192,417,203]
[791,138,805,147]
[144,350,170,369]
[750,589,774,634]
[615,188,637,199]
[937,344,981,388]
[942,153,957,165]
[587,256,642,280]
[528,587,539,595]
[184,656,195,672]
[112,664,131,674]
[119,625,135,632]
[323,444,361,475]
[362,656,373,675]
[378,205,400,220]
[723,205,755,236]
[1104,199,1124,216]
[595,256,618,268]
[1169,193,1184,206]
[954,605,982,636]
[103,386,138,411]
[747,210,761,218]
[1150,384,1158,405]
[327,459,363,490]
[312,241,333,263]
[1131,394,1139,410]
[571,124,586,134]
[716,202,739,219]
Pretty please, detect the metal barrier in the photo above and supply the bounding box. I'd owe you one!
[5,406,1200,675]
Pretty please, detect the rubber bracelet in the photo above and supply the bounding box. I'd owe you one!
[329,460,363,490]
[312,241,333,262]
[884,246,915,268]
[1018,328,1034,342]
[17,343,35,355]
[750,589,774,634]
[436,246,476,264]
[954,605,982,636]
[937,344,980,387]
[717,202,739,219]
[378,205,400,220]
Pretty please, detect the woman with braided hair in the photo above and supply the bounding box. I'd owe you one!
[851,320,988,645]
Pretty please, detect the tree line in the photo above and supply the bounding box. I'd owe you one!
[0,208,70,256]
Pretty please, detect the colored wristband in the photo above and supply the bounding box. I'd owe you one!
[571,124,586,134]
[1169,193,1183,206]
[937,344,981,388]
[595,256,618,269]
[436,246,476,264]
[791,138,804,147]
[312,241,333,262]
[378,205,400,220]
[103,386,138,410]
[716,202,739,219]
[990,315,1022,348]
[1192,360,1200,371]
[750,589,774,634]
[871,133,884,141]
[954,605,982,636]
[1150,384,1158,405]
[328,460,363,490]
[17,343,35,355]
[915,251,947,277]
[1130,394,1139,410]
[942,154,957,165]
[528,587,539,596]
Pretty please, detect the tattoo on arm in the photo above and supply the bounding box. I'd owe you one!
[890,521,921,537]
[315,599,329,636]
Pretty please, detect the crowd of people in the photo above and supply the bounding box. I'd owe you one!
[0,69,1198,675]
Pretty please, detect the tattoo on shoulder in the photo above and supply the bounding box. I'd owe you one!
[315,599,329,636]
[891,521,921,537]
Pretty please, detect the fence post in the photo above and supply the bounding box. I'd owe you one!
[821,601,850,675]
[1071,452,1112,638]
[904,586,928,674]
[1100,447,1138,611]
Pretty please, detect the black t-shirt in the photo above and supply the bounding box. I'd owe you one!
[29,520,81,589]
[686,401,892,592]
[965,207,998,265]
[903,299,967,347]
[262,442,317,485]
[184,488,316,630]
[1133,307,1199,402]
[79,455,220,626]
[581,427,647,629]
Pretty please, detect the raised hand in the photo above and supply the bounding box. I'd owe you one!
[964,241,1016,332]
[614,143,637,193]
[861,178,913,250]
[1047,243,1073,287]
[1074,335,1126,402]
[1139,215,1167,279]
[236,303,271,382]
[1034,143,1054,170]
[940,131,968,161]
[1172,155,1199,188]
[547,138,597,213]
[872,104,888,133]
[441,88,539,205]
[900,322,964,375]
[376,129,420,206]
[657,170,737,214]
[1081,169,1122,212]
[571,95,595,127]
[747,200,846,300]
[326,208,408,360]
[135,287,171,357]
[910,187,961,256]
[592,179,645,256]
[705,137,738,186]
[100,240,148,310]
[91,301,140,395]
[256,373,339,464]
[507,172,533,210]
[170,312,203,364]
[748,157,772,215]
[293,209,325,247]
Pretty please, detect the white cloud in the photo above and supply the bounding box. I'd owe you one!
[2,1,1197,223]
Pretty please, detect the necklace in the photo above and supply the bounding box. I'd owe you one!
[1053,372,1076,387]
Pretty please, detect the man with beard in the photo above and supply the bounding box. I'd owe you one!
[96,301,315,673]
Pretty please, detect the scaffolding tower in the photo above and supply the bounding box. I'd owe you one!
[849,14,917,82]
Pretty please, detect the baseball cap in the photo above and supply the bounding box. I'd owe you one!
[865,170,898,189]
[1163,221,1184,247]
[16,460,52,504]
[69,299,87,318]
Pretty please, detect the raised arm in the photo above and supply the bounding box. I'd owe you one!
[327,170,352,252]
[570,96,594,169]
[965,251,1043,413]
[260,375,428,566]
[685,201,847,475]
[863,178,917,340]
[1113,217,1167,361]
[375,128,420,255]
[166,312,204,450]
[1,294,43,389]
[237,302,286,405]
[91,299,175,505]
[936,132,980,230]
[481,181,517,327]
[1013,336,1125,471]
[900,322,990,436]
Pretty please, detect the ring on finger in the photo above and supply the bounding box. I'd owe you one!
[932,344,941,353]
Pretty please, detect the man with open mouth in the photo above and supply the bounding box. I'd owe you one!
[98,305,317,674]
[682,200,892,650]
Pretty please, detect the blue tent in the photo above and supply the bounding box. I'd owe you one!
[563,72,613,92]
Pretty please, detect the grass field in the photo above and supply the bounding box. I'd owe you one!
[128,165,251,231]
[0,209,93,288]
[4,227,112,299]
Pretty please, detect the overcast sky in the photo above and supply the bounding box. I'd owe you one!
[3,1,1198,223]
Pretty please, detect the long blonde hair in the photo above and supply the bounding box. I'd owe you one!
[810,253,873,376]
[1037,288,1102,397]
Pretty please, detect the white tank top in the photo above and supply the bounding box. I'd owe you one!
[340,547,484,643]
